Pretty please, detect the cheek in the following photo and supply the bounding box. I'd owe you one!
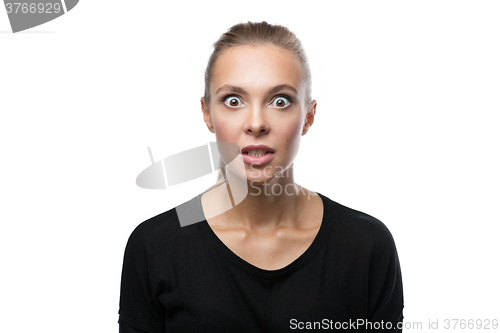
[278,116,304,143]
[212,115,238,141]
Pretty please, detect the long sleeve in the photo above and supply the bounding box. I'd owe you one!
[118,224,165,333]
[116,193,404,332]
[119,317,155,333]
[367,222,404,332]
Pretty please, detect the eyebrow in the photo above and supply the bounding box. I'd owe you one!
[215,84,298,96]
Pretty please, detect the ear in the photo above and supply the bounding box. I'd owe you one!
[302,99,317,136]
[201,97,215,133]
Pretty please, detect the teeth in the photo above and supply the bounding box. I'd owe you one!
[245,150,270,157]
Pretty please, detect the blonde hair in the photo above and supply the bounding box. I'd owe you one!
[202,21,312,193]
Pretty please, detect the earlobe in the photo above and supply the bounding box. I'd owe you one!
[201,97,215,133]
[302,123,310,135]
[302,100,317,136]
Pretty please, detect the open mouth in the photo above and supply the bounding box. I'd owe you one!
[242,150,272,157]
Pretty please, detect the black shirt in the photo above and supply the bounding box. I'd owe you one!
[118,192,404,332]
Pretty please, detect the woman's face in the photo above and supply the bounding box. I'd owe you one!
[202,44,316,184]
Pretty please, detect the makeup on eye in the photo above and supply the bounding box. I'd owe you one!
[221,94,293,108]
[221,94,244,107]
[271,94,292,108]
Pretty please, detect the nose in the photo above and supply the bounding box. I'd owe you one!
[245,104,270,136]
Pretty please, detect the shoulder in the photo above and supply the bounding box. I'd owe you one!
[124,194,205,254]
[319,193,397,252]
[319,193,402,297]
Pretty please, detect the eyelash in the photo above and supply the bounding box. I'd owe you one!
[220,94,294,107]
[273,94,294,105]
[220,94,241,104]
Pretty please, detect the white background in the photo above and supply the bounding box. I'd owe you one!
[1,1,499,332]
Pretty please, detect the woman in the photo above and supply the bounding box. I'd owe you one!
[119,21,404,332]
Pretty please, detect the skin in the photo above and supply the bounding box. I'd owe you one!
[201,44,324,270]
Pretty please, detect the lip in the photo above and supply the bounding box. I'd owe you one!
[240,144,275,166]
[241,144,275,154]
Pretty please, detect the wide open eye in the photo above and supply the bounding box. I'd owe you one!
[224,96,243,108]
[271,96,291,108]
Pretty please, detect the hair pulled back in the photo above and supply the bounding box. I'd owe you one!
[202,21,312,191]
[204,21,312,106]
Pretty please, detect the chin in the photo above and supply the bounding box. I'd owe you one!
[246,177,270,185]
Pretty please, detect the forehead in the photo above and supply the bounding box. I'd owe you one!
[211,44,304,96]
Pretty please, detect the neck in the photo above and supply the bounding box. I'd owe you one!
[205,165,312,233]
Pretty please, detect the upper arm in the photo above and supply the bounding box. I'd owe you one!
[367,221,404,332]
[119,316,155,333]
[118,224,165,333]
